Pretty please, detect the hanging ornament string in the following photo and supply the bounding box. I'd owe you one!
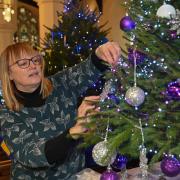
[139,119,144,146]
[104,118,110,141]
[133,47,137,87]
[125,46,145,107]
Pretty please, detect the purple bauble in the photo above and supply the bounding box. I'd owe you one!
[170,30,177,39]
[108,94,120,105]
[160,156,180,177]
[128,48,146,65]
[100,169,120,180]
[111,154,127,171]
[120,16,136,31]
[166,80,180,100]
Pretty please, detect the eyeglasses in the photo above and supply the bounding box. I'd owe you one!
[9,55,43,69]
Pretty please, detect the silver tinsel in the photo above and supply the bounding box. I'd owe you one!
[125,86,145,106]
[92,140,116,167]
[100,80,113,101]
[139,147,148,180]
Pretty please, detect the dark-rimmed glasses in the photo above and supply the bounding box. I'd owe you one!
[9,55,42,69]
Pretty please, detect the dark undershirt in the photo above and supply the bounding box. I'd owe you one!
[14,53,108,165]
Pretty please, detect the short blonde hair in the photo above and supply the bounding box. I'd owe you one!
[0,42,52,111]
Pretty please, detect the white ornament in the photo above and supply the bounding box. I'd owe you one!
[156,3,176,19]
[125,86,145,106]
[92,140,116,166]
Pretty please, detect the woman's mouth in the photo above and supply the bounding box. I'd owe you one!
[29,72,39,77]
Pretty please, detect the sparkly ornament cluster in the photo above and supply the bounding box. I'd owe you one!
[92,141,116,167]
[169,9,180,36]
[165,80,180,100]
[125,86,145,107]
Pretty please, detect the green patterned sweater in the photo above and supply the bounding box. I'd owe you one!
[0,55,102,180]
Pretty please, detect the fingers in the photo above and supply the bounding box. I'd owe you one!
[72,95,100,139]
[95,42,121,66]
[78,96,100,118]
[84,95,100,104]
[111,42,121,63]
[69,124,88,139]
[78,104,95,119]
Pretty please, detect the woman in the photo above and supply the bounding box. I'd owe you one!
[0,42,120,179]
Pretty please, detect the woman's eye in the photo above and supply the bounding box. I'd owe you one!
[18,60,28,66]
[33,56,41,64]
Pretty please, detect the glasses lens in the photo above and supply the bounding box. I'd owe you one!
[17,59,29,68]
[32,55,42,65]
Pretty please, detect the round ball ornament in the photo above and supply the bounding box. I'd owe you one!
[100,168,120,180]
[156,3,176,19]
[92,141,116,167]
[111,154,128,171]
[125,86,145,106]
[166,80,180,100]
[169,30,177,39]
[160,156,180,177]
[120,16,136,31]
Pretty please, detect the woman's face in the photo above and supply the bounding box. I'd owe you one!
[8,54,43,92]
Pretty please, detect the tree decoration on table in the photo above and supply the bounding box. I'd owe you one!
[156,2,176,19]
[138,119,148,179]
[160,156,180,177]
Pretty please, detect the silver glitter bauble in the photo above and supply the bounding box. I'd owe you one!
[125,86,145,106]
[92,141,116,166]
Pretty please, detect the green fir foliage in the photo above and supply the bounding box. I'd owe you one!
[82,0,180,164]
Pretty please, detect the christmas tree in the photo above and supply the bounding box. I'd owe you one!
[82,0,180,178]
[41,0,109,76]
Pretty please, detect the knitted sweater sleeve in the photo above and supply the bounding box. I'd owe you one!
[51,53,105,98]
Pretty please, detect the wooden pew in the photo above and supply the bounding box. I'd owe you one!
[0,148,11,180]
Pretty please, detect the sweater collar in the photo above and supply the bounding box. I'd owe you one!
[14,85,45,107]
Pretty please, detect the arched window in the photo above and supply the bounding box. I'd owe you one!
[14,6,39,46]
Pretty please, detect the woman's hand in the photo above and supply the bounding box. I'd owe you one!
[69,96,100,139]
[95,42,121,66]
